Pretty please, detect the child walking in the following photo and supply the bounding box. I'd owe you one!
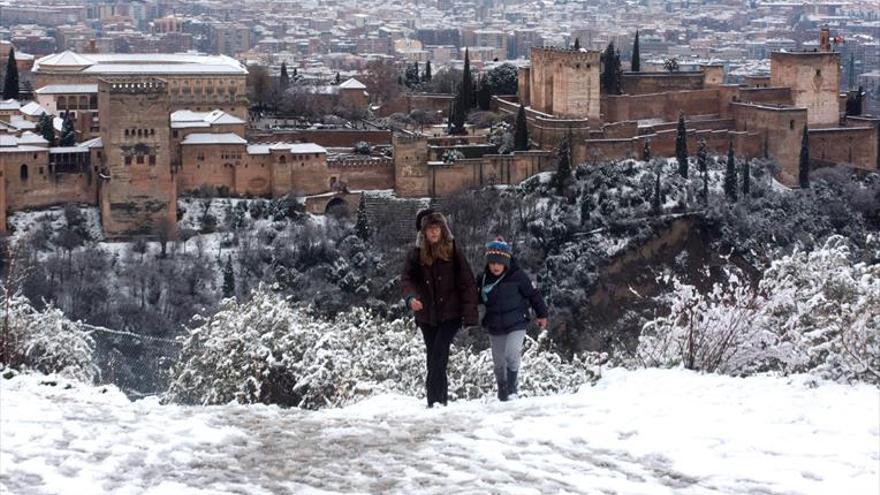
[477,237,548,401]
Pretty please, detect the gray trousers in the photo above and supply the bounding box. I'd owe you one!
[488,329,526,381]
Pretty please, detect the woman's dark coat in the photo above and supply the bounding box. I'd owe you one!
[401,244,479,327]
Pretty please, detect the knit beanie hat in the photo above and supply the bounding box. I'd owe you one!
[485,236,512,268]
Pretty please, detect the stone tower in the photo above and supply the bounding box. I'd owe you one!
[393,134,430,198]
[770,31,840,127]
[98,77,177,237]
[529,47,600,120]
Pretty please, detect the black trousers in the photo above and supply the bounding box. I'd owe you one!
[418,319,460,406]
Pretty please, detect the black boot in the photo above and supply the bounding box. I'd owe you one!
[507,370,519,399]
[496,375,509,402]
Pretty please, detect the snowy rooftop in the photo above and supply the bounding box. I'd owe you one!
[0,99,21,111]
[338,77,367,90]
[180,133,248,145]
[19,101,48,116]
[247,142,327,155]
[34,84,99,95]
[170,109,246,129]
[34,51,247,76]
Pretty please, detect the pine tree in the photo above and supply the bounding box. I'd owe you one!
[799,125,810,189]
[652,167,662,214]
[632,30,641,72]
[355,194,371,240]
[477,74,491,110]
[742,159,751,198]
[38,113,55,146]
[222,256,235,299]
[514,104,529,151]
[280,62,290,90]
[697,138,708,205]
[573,38,580,50]
[3,48,19,100]
[423,60,432,82]
[554,131,572,195]
[59,112,76,146]
[642,139,651,161]
[451,49,472,135]
[676,113,688,178]
[724,140,738,202]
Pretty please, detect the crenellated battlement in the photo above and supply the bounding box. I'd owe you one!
[328,158,394,168]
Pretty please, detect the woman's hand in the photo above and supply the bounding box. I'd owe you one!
[536,318,548,329]
[410,299,424,311]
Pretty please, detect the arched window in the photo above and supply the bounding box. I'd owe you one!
[20,164,28,181]
[279,155,286,163]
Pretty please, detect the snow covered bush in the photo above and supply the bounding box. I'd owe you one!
[638,236,880,384]
[165,285,602,409]
[2,295,98,382]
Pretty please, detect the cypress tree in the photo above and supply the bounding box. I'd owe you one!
[601,42,621,94]
[222,256,235,299]
[632,30,641,72]
[59,112,76,146]
[742,159,751,198]
[355,193,371,240]
[3,48,19,100]
[514,104,529,151]
[423,60,432,82]
[724,140,738,201]
[554,131,572,195]
[642,138,651,161]
[335,72,341,85]
[280,62,290,90]
[676,113,688,178]
[451,49,472,135]
[697,138,708,205]
[477,73,491,110]
[652,167,662,214]
[573,38,580,50]
[799,125,810,189]
[38,113,56,146]
[847,53,855,90]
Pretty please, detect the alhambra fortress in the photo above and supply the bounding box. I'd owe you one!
[0,28,877,238]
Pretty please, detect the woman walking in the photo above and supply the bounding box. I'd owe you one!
[477,237,548,401]
[401,209,479,408]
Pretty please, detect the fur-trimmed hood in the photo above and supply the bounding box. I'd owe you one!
[416,211,454,248]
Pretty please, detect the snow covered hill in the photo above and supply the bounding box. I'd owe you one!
[2,368,877,495]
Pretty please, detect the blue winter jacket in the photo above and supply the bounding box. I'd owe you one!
[476,258,549,335]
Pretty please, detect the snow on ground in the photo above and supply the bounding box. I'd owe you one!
[2,368,876,495]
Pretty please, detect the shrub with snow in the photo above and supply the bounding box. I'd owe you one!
[165,286,602,409]
[2,295,98,382]
[638,236,879,384]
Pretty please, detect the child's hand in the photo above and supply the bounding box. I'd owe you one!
[410,299,424,311]
[536,318,548,329]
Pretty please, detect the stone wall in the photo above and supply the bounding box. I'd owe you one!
[602,89,723,123]
[249,129,393,147]
[376,93,455,118]
[428,150,554,196]
[731,102,807,185]
[578,129,761,166]
[327,159,396,191]
[393,134,430,197]
[620,71,705,95]
[178,142,246,194]
[809,127,879,171]
[98,78,177,238]
[530,47,600,120]
[736,87,793,106]
[770,51,840,127]
[1,149,97,211]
